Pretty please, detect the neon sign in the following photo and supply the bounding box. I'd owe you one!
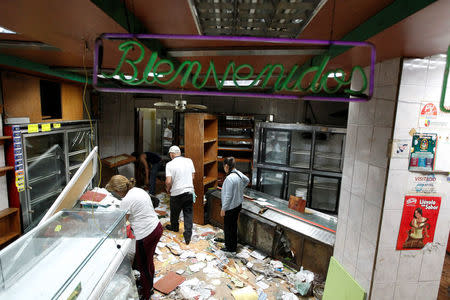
[94,34,376,102]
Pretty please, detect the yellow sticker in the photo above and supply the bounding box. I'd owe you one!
[41,123,51,132]
[53,123,61,129]
[55,225,62,232]
[17,187,25,192]
[27,124,39,133]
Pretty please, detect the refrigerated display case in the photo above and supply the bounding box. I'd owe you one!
[0,209,133,300]
[252,122,345,214]
[4,121,96,231]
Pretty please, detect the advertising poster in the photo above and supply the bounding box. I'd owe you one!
[408,133,437,172]
[419,102,449,128]
[391,139,410,158]
[408,173,440,194]
[396,195,441,250]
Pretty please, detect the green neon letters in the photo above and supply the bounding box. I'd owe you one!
[103,41,368,95]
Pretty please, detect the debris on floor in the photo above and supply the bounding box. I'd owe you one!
[147,193,322,299]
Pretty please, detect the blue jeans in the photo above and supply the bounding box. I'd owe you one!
[149,162,160,195]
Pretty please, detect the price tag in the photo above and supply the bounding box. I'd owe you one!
[41,123,51,132]
[54,225,62,232]
[53,123,61,129]
[27,124,39,133]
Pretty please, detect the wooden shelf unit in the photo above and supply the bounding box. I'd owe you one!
[184,113,218,225]
[0,208,21,247]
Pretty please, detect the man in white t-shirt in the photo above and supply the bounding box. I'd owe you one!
[163,123,173,154]
[165,145,195,244]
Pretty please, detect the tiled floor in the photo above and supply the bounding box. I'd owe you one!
[438,253,449,300]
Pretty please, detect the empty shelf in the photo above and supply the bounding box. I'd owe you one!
[291,150,310,155]
[218,147,253,152]
[203,177,217,185]
[291,163,310,169]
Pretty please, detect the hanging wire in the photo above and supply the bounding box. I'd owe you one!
[329,0,336,41]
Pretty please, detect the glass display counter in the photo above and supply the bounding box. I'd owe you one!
[0,209,129,300]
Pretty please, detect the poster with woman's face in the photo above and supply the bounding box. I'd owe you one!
[396,195,441,250]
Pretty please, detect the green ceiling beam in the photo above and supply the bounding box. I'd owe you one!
[293,0,437,84]
[327,0,437,58]
[0,54,91,84]
[91,0,171,59]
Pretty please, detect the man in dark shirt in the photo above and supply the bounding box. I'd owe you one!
[132,152,162,195]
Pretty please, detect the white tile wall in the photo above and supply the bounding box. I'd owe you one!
[374,248,401,283]
[356,236,376,280]
[357,99,376,125]
[355,125,374,163]
[419,245,446,281]
[338,188,350,222]
[371,282,395,300]
[335,59,401,299]
[361,201,382,245]
[393,282,418,299]
[374,99,396,127]
[365,165,387,208]
[398,84,425,103]
[341,157,354,191]
[351,161,369,197]
[378,209,402,249]
[396,250,424,282]
[393,102,420,129]
[344,124,358,159]
[383,170,410,210]
[414,280,439,300]
[369,127,392,168]
[374,85,398,101]
[371,55,450,300]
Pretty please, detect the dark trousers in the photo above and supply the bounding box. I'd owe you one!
[149,162,160,195]
[135,222,163,300]
[224,204,241,252]
[170,192,193,242]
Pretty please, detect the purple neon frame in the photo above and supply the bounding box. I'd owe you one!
[93,33,376,102]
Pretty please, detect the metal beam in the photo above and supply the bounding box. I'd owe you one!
[0,53,91,84]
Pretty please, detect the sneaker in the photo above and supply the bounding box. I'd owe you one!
[185,238,191,245]
[165,224,179,232]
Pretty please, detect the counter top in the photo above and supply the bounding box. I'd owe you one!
[210,188,337,246]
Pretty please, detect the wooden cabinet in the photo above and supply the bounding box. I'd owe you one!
[184,113,218,225]
[0,208,21,247]
[1,72,84,123]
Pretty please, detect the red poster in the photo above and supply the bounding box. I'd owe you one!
[396,195,441,250]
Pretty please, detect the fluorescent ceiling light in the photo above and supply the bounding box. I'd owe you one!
[98,73,163,80]
[327,72,343,78]
[0,26,16,34]
[223,80,260,87]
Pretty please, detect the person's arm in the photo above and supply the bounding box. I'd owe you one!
[242,172,250,187]
[221,178,232,217]
[165,176,172,193]
[141,157,150,185]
